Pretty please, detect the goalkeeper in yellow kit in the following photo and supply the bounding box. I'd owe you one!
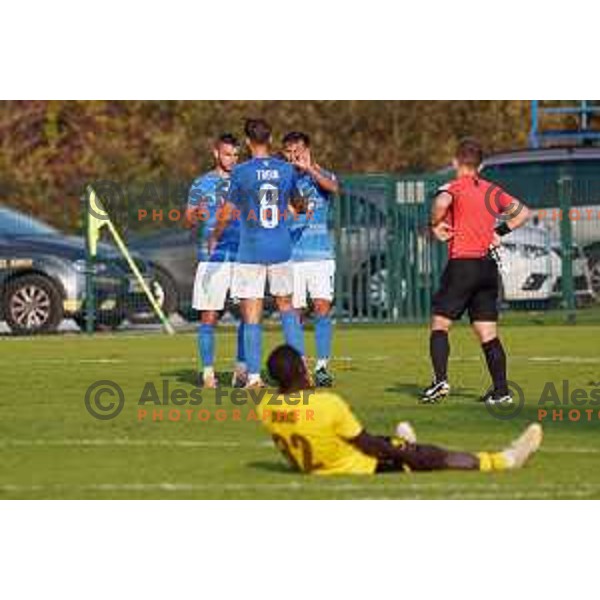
[259,345,543,475]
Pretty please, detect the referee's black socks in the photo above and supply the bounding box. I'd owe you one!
[482,338,508,396]
[430,330,449,383]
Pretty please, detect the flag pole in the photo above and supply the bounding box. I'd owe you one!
[84,191,96,334]
[86,186,175,335]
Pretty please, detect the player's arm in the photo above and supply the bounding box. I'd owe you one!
[184,204,201,229]
[293,152,339,195]
[184,183,203,229]
[430,190,454,242]
[289,195,308,215]
[287,166,309,217]
[349,430,406,460]
[307,164,339,195]
[207,201,235,254]
[332,397,406,461]
[495,196,531,239]
[208,168,240,249]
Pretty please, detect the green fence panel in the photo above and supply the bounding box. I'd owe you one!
[334,174,391,322]
[336,174,447,324]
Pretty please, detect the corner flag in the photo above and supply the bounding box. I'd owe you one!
[88,187,109,257]
[86,185,175,335]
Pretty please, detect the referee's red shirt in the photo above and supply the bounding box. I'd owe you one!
[439,175,516,259]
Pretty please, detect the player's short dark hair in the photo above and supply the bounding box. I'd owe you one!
[456,138,484,168]
[216,133,239,148]
[267,345,306,388]
[282,131,311,147]
[244,119,272,144]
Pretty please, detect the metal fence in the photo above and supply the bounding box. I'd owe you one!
[335,172,600,325]
[333,174,445,323]
[1,169,599,335]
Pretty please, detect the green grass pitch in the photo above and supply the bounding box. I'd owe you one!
[1,324,599,499]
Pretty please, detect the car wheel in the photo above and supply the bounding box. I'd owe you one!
[353,256,388,317]
[4,274,64,335]
[368,266,388,313]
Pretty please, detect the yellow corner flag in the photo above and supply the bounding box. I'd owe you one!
[86,185,175,335]
[87,187,109,257]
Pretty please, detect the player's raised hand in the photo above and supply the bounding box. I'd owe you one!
[292,149,311,172]
[431,222,454,242]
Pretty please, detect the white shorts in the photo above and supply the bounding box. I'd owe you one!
[192,261,234,311]
[232,261,294,299]
[293,259,336,308]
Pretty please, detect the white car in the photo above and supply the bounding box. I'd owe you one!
[498,223,594,305]
[480,147,600,298]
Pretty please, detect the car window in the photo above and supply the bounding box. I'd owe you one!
[0,208,58,236]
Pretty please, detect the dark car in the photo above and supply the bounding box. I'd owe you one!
[0,205,153,334]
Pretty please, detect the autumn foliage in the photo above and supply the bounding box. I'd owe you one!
[0,100,539,231]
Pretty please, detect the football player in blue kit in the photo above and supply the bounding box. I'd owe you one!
[283,131,339,387]
[210,119,304,388]
[185,134,247,388]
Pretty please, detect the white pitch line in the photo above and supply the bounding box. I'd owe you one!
[450,355,600,364]
[0,358,127,365]
[527,356,600,364]
[544,447,600,454]
[0,438,242,449]
[1,439,599,454]
[1,481,600,497]
[1,354,598,366]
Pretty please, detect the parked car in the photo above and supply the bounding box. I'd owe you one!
[480,146,600,296]
[497,222,594,306]
[0,205,156,334]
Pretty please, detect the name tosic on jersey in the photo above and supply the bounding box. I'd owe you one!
[227,157,299,265]
[187,171,240,262]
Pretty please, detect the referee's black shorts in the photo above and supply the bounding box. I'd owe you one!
[432,257,500,323]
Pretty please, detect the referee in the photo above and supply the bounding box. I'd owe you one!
[422,139,530,406]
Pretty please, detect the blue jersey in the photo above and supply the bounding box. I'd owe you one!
[227,157,298,265]
[187,171,239,262]
[290,168,336,262]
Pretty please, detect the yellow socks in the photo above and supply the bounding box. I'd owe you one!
[477,451,511,472]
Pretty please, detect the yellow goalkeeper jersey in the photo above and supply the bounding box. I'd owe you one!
[257,391,378,475]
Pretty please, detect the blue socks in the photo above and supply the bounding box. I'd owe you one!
[198,323,215,370]
[314,315,332,362]
[280,310,305,356]
[245,323,263,375]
